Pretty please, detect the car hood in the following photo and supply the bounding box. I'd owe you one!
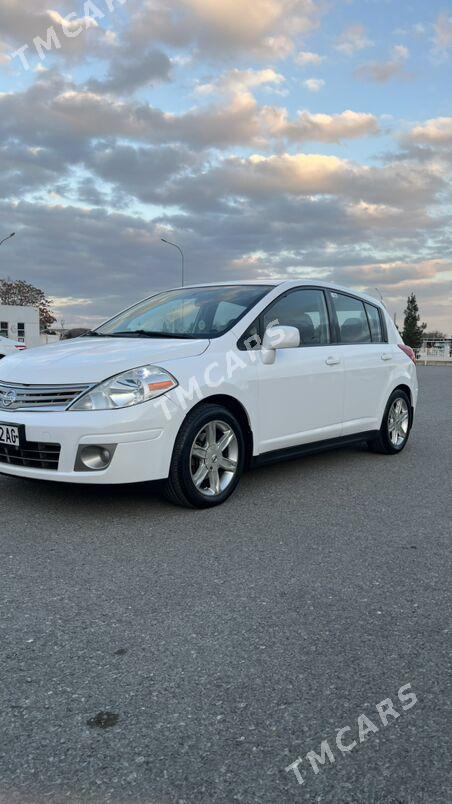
[0,336,210,385]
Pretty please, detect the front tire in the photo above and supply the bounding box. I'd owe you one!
[164,404,245,508]
[367,389,412,455]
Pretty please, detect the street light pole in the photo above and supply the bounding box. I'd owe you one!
[161,238,185,287]
[0,232,15,247]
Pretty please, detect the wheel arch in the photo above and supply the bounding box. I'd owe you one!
[183,394,254,468]
[384,384,414,429]
[392,383,412,404]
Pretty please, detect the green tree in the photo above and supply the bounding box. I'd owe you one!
[402,293,426,350]
[0,278,56,332]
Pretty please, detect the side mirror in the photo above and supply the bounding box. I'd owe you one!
[261,325,300,365]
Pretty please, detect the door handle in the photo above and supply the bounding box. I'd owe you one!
[381,353,393,361]
[325,356,341,366]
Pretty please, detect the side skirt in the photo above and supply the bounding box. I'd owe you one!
[251,431,379,468]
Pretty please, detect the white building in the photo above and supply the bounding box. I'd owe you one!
[419,337,452,363]
[0,304,41,347]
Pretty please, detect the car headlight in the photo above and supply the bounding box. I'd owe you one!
[69,366,178,411]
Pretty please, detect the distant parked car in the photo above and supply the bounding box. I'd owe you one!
[0,281,418,507]
[61,328,90,340]
[0,335,26,360]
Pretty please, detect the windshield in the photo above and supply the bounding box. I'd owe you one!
[96,285,273,339]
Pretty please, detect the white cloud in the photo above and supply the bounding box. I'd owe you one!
[0,2,109,66]
[127,0,322,60]
[303,78,324,92]
[0,44,9,64]
[46,10,99,35]
[196,67,285,102]
[279,109,380,143]
[1,73,380,157]
[0,0,72,43]
[355,46,411,84]
[392,44,409,60]
[162,152,444,211]
[0,0,451,335]
[434,11,452,52]
[407,117,452,145]
[295,50,324,67]
[335,24,373,56]
[183,0,320,54]
[338,259,451,288]
[53,296,93,308]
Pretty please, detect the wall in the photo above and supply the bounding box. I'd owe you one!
[0,304,41,347]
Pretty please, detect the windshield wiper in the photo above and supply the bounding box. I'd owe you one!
[83,330,108,337]
[109,330,194,339]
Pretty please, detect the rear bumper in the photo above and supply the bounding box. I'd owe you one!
[0,402,181,484]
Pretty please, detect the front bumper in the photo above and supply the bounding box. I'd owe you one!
[0,400,181,484]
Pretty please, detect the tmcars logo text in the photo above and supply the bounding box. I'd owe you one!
[285,683,417,787]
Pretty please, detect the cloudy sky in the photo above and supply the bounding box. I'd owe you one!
[0,0,451,332]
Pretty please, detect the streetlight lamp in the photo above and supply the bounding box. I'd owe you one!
[161,237,185,287]
[0,232,15,247]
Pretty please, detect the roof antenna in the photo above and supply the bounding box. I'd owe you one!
[373,287,387,308]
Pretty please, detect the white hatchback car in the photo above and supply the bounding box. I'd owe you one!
[0,335,26,360]
[0,281,417,507]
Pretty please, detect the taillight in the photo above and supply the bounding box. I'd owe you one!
[398,344,416,364]
[15,345,26,351]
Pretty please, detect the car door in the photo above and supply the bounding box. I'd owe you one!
[253,287,345,453]
[327,291,393,434]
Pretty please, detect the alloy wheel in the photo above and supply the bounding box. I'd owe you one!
[387,397,409,448]
[189,419,239,497]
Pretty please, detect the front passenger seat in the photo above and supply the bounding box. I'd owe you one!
[297,313,315,345]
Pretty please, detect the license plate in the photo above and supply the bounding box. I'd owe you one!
[0,424,22,447]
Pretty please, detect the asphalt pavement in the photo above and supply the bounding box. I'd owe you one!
[0,366,451,804]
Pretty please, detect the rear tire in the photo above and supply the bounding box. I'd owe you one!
[164,403,245,508]
[367,389,412,455]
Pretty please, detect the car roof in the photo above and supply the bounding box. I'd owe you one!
[177,279,384,308]
[180,280,281,287]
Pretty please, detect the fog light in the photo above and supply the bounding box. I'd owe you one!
[75,444,117,472]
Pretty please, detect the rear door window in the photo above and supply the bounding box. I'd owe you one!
[365,303,384,343]
[331,292,371,344]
